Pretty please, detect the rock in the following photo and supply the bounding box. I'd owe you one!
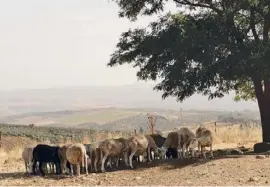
[97,181,102,185]
[231,149,243,155]
[135,177,141,180]
[256,155,265,159]
[248,177,258,182]
[266,181,268,184]
[238,178,244,182]
[254,142,270,153]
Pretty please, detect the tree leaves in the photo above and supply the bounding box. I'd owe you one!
[109,0,270,103]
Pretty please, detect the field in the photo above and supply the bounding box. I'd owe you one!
[0,123,268,185]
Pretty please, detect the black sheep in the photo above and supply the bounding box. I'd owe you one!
[32,144,61,176]
[166,147,178,159]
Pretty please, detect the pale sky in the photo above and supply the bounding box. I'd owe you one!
[0,0,179,90]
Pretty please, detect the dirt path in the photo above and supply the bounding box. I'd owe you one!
[0,155,269,186]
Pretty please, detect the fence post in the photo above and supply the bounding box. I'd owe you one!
[134,129,137,135]
[214,122,217,133]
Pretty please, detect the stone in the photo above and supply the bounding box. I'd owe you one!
[254,142,270,153]
[256,155,265,159]
[248,177,258,182]
[231,149,244,155]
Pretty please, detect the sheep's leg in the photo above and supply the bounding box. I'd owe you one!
[76,164,80,176]
[210,144,214,158]
[200,145,203,157]
[129,151,136,169]
[123,152,129,167]
[25,162,28,173]
[85,155,88,175]
[191,148,195,158]
[147,147,152,162]
[101,154,108,173]
[107,157,112,168]
[94,157,98,172]
[52,163,55,174]
[61,159,66,174]
[70,164,74,175]
[39,161,45,176]
[115,156,119,168]
[55,162,60,175]
[202,146,206,158]
[32,160,37,175]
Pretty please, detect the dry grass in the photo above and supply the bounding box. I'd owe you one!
[164,123,262,148]
[210,124,262,145]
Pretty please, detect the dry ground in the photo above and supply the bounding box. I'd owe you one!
[0,153,269,186]
[0,125,267,186]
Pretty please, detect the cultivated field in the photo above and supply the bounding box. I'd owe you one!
[0,123,268,185]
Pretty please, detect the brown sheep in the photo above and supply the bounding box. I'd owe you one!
[195,126,214,158]
[58,144,72,174]
[66,143,88,176]
[98,138,129,172]
[178,127,198,158]
[127,134,160,168]
[22,146,34,173]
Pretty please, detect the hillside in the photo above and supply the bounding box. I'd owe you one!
[0,107,260,131]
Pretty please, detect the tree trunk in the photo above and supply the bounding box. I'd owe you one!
[253,79,270,153]
[262,81,270,142]
[253,79,270,142]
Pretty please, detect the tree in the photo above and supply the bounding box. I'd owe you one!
[108,0,270,147]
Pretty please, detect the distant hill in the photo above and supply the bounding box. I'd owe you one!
[0,82,259,118]
[100,114,173,131]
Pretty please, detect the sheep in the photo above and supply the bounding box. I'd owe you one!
[149,134,166,160]
[127,135,148,169]
[58,144,72,174]
[98,138,129,172]
[160,131,180,158]
[66,143,88,176]
[22,146,34,173]
[145,134,161,162]
[32,144,61,176]
[84,142,100,172]
[127,134,161,168]
[178,127,198,158]
[195,126,214,158]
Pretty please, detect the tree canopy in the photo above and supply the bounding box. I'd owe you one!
[108,0,270,142]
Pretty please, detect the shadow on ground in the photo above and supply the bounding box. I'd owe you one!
[0,147,257,180]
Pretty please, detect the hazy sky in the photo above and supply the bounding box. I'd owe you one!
[0,0,180,90]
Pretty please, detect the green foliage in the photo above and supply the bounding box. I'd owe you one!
[0,124,132,144]
[234,79,256,102]
[109,0,270,103]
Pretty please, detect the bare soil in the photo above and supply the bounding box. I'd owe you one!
[0,155,269,186]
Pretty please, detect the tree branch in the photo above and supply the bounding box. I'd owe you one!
[174,0,223,15]
[263,4,270,42]
[250,7,259,41]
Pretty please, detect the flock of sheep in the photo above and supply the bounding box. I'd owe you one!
[22,126,213,176]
